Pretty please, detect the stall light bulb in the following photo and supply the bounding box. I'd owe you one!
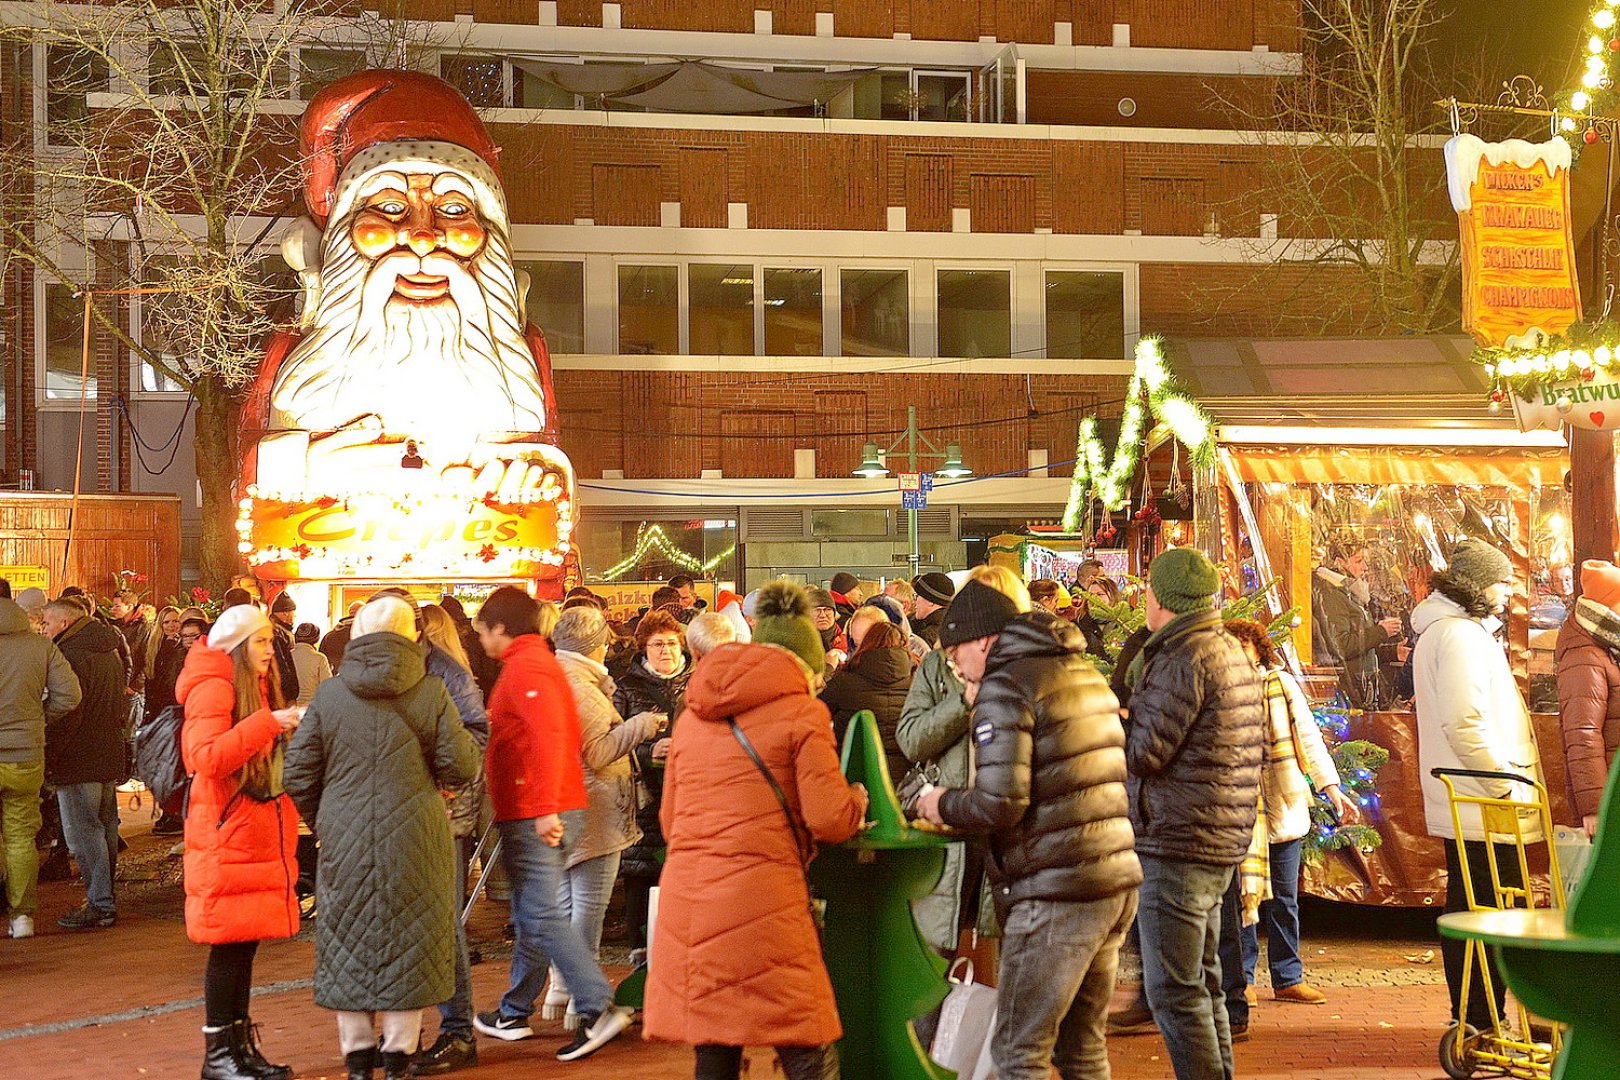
[1575,90,1593,110]
[1564,116,1580,132]
[1599,345,1614,365]
[1585,70,1604,89]
[1597,8,1616,29]
[1576,349,1593,368]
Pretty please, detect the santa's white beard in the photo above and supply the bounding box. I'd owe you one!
[270,219,548,462]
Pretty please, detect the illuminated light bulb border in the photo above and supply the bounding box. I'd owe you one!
[1558,0,1620,156]
[1472,325,1620,406]
[1061,336,1216,533]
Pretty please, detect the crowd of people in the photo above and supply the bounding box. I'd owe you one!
[0,531,1594,1080]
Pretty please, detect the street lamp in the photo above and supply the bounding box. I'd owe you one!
[851,405,973,577]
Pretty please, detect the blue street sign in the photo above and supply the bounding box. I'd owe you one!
[901,490,928,510]
[919,472,935,492]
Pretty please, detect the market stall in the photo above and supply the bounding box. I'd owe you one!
[1203,422,1574,906]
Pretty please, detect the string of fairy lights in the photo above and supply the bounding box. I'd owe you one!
[1060,337,1216,532]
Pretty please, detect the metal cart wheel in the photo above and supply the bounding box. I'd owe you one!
[1439,1022,1482,1080]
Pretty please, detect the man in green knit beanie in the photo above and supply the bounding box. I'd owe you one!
[1123,546,1265,1079]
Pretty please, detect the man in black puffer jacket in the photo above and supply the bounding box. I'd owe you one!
[1123,548,1264,1080]
[916,580,1142,1080]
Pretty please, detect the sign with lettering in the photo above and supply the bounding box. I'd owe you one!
[0,565,49,593]
[1445,135,1582,347]
[245,495,563,580]
[1510,368,1620,432]
[587,580,719,622]
[901,490,928,510]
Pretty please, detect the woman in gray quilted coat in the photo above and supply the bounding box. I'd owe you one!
[284,597,481,1080]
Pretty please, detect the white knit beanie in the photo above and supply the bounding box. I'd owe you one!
[208,605,272,655]
[353,596,418,640]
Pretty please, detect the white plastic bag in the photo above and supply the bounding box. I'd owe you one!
[929,958,998,1075]
[1555,827,1593,902]
[966,1004,999,1080]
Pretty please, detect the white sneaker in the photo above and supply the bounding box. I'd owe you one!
[555,1006,632,1062]
[9,915,34,939]
[542,980,571,1021]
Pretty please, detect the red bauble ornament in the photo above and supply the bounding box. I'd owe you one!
[1584,367,1599,382]
[1609,38,1620,51]
[1587,128,1602,145]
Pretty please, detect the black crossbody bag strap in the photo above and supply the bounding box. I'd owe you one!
[728,718,812,868]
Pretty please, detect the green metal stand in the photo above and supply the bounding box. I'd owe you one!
[1439,762,1620,1080]
[812,711,956,1080]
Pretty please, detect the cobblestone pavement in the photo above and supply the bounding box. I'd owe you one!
[0,797,1465,1079]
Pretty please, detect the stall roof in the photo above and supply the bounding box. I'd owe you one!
[1168,335,1510,431]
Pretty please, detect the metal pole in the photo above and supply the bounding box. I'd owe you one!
[907,405,920,578]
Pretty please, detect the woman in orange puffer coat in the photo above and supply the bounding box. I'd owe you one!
[645,582,867,1080]
[176,606,303,1080]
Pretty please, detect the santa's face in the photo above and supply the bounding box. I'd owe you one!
[350,173,487,304]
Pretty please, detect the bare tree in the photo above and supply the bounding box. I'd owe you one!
[0,0,431,589]
[1196,0,1525,337]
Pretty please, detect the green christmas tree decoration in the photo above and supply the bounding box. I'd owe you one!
[1304,696,1389,863]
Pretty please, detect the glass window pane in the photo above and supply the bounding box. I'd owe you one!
[299,48,365,100]
[937,270,1010,359]
[879,73,912,120]
[1045,271,1126,359]
[518,261,584,354]
[440,56,505,109]
[517,69,577,109]
[916,73,971,122]
[689,264,754,355]
[618,265,678,355]
[841,269,909,356]
[46,45,108,141]
[44,284,96,400]
[763,268,822,356]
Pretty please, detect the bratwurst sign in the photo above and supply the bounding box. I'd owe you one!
[1444,135,1581,347]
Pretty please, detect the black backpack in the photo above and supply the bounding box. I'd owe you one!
[133,704,190,815]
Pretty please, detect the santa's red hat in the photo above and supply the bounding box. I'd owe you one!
[300,69,505,229]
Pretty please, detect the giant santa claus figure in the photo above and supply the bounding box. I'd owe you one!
[248,69,573,504]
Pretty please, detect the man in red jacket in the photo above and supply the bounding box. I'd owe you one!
[470,587,633,1063]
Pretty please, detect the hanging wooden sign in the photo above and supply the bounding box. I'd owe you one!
[1444,135,1582,347]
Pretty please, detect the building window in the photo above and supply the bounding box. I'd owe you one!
[518,261,585,354]
[937,269,1011,359]
[618,265,678,355]
[44,284,96,400]
[841,269,909,357]
[516,67,578,109]
[299,48,365,100]
[689,264,754,355]
[1045,271,1127,359]
[45,44,108,143]
[440,55,505,109]
[763,268,822,356]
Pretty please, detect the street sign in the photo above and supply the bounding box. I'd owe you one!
[901,490,928,510]
[898,473,922,492]
[919,472,935,492]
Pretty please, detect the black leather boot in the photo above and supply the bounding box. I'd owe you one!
[234,1020,292,1080]
[200,1025,258,1080]
[345,1047,378,1080]
[380,1049,414,1079]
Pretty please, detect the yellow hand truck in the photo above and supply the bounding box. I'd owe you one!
[1431,766,1568,1079]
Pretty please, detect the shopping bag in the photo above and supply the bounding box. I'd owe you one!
[966,1004,998,1080]
[1555,827,1594,903]
[930,958,998,1074]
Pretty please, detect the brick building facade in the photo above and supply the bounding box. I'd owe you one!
[0,0,1445,586]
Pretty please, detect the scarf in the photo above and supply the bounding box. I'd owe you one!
[1575,596,1620,654]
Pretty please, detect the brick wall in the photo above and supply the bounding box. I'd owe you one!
[554,368,1120,479]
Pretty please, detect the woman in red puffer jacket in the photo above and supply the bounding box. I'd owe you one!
[176,605,303,1080]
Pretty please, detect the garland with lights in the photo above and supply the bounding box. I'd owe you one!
[1472,322,1620,415]
[599,523,737,582]
[1556,0,1620,155]
[1304,694,1389,864]
[1061,337,1217,532]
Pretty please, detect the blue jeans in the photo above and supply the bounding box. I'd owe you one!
[1138,855,1235,1080]
[439,835,474,1038]
[495,814,613,1021]
[1219,837,1305,1027]
[548,850,623,1002]
[57,781,119,911]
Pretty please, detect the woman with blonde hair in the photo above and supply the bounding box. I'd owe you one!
[176,606,303,1080]
[966,564,1032,613]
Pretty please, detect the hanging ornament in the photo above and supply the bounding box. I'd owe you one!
[1587,127,1603,144]
[1584,366,1598,382]
[1557,391,1575,413]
